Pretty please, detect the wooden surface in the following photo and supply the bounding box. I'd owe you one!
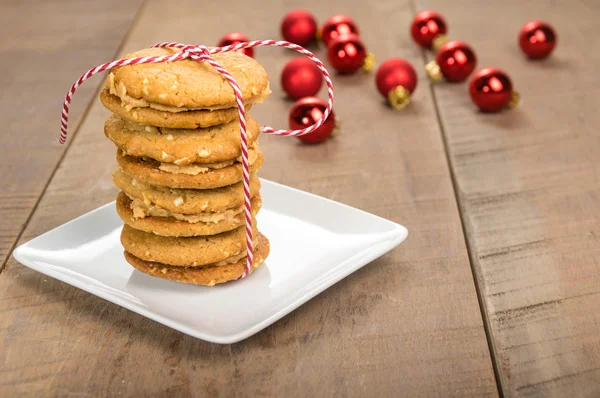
[0,0,143,271]
[417,0,600,396]
[1,0,599,396]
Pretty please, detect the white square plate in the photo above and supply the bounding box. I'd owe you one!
[13,179,408,344]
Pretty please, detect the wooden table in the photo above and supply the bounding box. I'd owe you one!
[1,0,599,396]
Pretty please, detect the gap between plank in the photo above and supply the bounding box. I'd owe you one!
[427,84,505,397]
[407,0,504,396]
[0,0,148,276]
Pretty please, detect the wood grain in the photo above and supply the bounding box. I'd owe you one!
[418,0,600,396]
[0,0,143,270]
[0,0,496,395]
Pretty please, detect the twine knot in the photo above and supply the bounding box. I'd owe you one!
[181,44,211,60]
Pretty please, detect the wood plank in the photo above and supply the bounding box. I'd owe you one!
[417,0,600,395]
[0,0,143,269]
[0,0,497,395]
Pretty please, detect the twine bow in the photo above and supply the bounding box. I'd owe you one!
[59,40,334,279]
[180,44,211,58]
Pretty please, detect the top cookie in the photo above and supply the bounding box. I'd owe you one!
[105,47,271,111]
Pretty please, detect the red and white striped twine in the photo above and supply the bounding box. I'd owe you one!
[59,40,334,279]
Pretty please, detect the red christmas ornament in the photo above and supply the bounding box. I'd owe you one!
[519,20,557,59]
[281,10,318,47]
[327,34,374,74]
[281,57,323,99]
[410,10,448,49]
[289,97,337,144]
[320,14,359,46]
[469,68,520,112]
[426,40,477,83]
[375,59,418,110]
[217,32,253,58]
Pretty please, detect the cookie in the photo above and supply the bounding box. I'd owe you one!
[116,147,263,189]
[124,232,270,286]
[121,222,258,267]
[105,47,270,110]
[100,90,250,129]
[116,191,262,237]
[113,167,260,213]
[105,114,260,165]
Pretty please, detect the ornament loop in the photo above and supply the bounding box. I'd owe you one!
[508,91,520,109]
[431,34,448,52]
[388,87,410,110]
[362,53,377,72]
[425,60,443,82]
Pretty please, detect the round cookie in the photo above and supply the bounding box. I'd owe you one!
[123,232,270,286]
[113,168,260,213]
[116,191,262,237]
[105,47,270,110]
[105,114,260,165]
[100,90,251,129]
[120,222,258,267]
[116,147,264,189]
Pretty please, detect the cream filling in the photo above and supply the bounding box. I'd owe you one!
[210,250,247,267]
[157,143,259,175]
[158,159,234,175]
[205,237,258,267]
[106,73,271,112]
[129,196,243,224]
[150,250,248,269]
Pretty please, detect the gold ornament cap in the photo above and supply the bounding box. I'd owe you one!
[362,52,376,72]
[331,119,342,136]
[507,91,520,109]
[425,60,443,82]
[432,34,448,51]
[388,86,411,110]
[315,28,322,41]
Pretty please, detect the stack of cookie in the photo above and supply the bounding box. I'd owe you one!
[99,47,271,286]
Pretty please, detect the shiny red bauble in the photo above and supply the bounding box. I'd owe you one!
[519,20,557,59]
[410,10,448,49]
[281,10,318,47]
[281,58,323,99]
[289,97,336,144]
[217,32,253,58]
[375,59,418,110]
[327,34,367,74]
[435,40,477,82]
[321,14,359,46]
[469,68,518,112]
